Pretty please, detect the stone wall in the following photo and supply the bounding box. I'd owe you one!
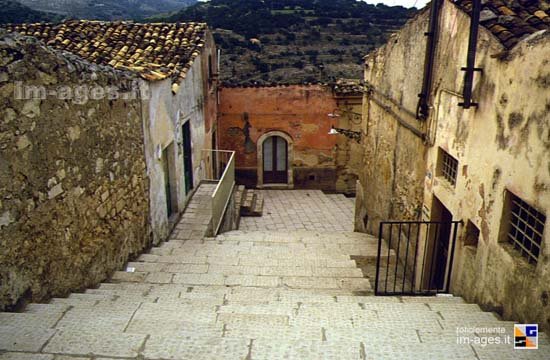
[356,9,430,234]
[334,95,362,195]
[218,85,340,190]
[357,0,550,331]
[0,32,151,309]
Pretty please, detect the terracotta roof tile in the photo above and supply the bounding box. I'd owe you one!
[455,0,550,48]
[2,20,208,89]
[333,78,364,95]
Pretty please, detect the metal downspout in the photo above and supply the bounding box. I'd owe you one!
[416,0,442,120]
[459,0,482,108]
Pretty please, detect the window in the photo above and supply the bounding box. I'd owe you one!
[437,148,458,187]
[464,220,479,248]
[505,192,546,264]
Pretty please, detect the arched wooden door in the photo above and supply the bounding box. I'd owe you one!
[263,136,288,184]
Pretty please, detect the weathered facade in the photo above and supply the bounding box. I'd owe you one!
[357,0,550,330]
[3,21,219,243]
[0,32,150,309]
[0,21,218,308]
[218,83,361,192]
[143,31,218,243]
[333,81,364,194]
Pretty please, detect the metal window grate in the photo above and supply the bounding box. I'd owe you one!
[440,151,458,187]
[508,194,546,264]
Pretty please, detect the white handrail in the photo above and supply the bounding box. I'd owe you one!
[209,150,235,236]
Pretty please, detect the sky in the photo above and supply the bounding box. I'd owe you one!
[363,0,430,8]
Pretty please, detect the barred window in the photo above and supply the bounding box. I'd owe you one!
[506,193,546,264]
[437,148,458,187]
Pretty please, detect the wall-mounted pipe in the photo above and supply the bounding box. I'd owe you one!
[459,0,482,109]
[416,0,442,120]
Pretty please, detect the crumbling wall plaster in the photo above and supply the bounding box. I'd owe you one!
[357,0,550,331]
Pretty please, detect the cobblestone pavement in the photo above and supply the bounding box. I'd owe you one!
[1,190,549,359]
[240,190,355,232]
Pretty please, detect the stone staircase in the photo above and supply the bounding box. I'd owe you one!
[1,228,548,359]
[238,186,264,217]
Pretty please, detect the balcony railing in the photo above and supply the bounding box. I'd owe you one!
[202,149,235,236]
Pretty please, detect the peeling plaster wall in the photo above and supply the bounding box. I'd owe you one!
[426,2,550,332]
[356,8,430,234]
[218,85,340,190]
[334,96,363,195]
[358,0,550,330]
[0,33,150,309]
[144,38,216,244]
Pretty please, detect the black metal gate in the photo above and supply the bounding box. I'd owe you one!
[375,220,462,296]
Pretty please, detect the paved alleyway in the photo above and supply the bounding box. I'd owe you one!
[1,189,549,359]
[240,190,354,232]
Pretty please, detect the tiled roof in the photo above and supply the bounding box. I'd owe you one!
[455,0,550,48]
[333,78,364,96]
[3,20,208,91]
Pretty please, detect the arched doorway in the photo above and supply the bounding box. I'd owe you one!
[257,131,294,188]
[263,135,287,184]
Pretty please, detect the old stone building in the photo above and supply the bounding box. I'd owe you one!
[218,81,362,193]
[356,0,550,330]
[0,20,218,309]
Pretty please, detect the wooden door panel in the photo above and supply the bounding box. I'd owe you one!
[263,136,287,184]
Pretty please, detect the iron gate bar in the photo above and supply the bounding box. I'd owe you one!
[386,224,393,293]
[393,223,402,293]
[375,220,462,296]
[401,223,413,292]
[411,223,421,292]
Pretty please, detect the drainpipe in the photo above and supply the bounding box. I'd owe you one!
[459,0,482,109]
[416,0,442,120]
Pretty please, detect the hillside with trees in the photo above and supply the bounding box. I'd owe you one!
[12,0,197,21]
[0,0,62,24]
[154,0,417,85]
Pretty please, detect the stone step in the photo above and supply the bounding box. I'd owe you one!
[109,271,372,292]
[233,185,246,228]
[250,193,264,216]
[235,185,245,206]
[135,253,359,268]
[240,189,257,215]
[81,284,483,310]
[124,263,366,278]
[216,230,381,244]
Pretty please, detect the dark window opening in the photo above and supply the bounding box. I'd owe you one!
[437,148,458,187]
[504,192,545,264]
[464,220,480,247]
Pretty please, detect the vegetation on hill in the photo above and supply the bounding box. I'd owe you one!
[153,0,417,85]
[13,0,197,21]
[0,0,63,24]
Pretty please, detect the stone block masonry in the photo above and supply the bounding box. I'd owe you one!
[0,32,151,309]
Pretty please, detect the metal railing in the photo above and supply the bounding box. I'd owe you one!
[203,150,235,236]
[375,220,462,296]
